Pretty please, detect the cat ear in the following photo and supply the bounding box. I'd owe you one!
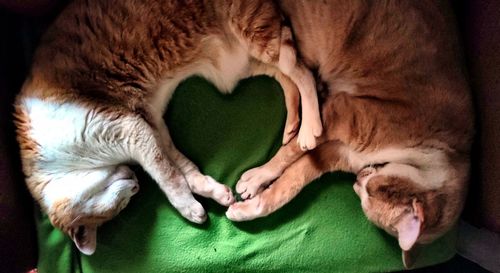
[71,225,97,255]
[395,212,420,251]
[395,199,424,251]
[402,247,419,269]
[397,199,425,269]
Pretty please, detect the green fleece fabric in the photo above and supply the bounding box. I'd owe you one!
[36,76,456,273]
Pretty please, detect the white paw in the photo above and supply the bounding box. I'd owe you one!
[110,165,139,198]
[87,166,139,212]
[297,117,323,151]
[225,205,246,221]
[236,167,277,200]
[179,201,207,224]
[186,173,235,206]
[311,117,323,137]
[205,176,235,206]
[226,198,263,222]
[116,179,139,199]
[297,127,317,151]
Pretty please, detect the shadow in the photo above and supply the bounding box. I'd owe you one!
[395,255,490,273]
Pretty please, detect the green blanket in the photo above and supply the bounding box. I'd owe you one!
[36,76,456,273]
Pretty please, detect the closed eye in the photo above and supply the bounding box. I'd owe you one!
[372,162,389,169]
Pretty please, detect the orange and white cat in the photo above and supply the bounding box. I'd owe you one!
[14,0,322,254]
[226,0,474,267]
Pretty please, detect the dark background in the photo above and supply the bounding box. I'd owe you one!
[0,1,498,272]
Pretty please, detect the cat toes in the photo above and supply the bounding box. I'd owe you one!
[226,197,263,221]
[297,125,318,151]
[186,173,234,206]
[206,176,235,206]
[235,179,255,200]
[111,165,139,197]
[236,167,275,200]
[297,114,323,151]
[178,201,207,224]
[120,180,139,198]
[125,175,139,196]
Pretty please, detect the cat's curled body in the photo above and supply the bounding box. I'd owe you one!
[227,0,474,267]
[14,0,323,254]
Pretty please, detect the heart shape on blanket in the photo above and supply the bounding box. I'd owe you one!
[36,76,458,273]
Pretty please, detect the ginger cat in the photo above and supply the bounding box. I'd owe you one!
[13,0,322,255]
[226,0,473,267]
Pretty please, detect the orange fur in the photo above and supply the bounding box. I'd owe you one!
[14,0,321,254]
[228,0,473,267]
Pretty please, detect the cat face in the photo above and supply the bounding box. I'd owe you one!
[45,166,139,255]
[353,164,447,252]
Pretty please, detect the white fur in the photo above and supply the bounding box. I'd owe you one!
[26,96,207,223]
[21,98,138,210]
[42,167,116,210]
[149,32,322,152]
[150,37,251,117]
[329,79,358,95]
[22,36,256,223]
[149,33,323,152]
[278,42,322,150]
[24,98,90,154]
[23,98,132,169]
[198,40,251,93]
[342,146,450,189]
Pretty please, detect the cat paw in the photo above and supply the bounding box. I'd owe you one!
[117,179,139,199]
[87,165,140,212]
[185,173,235,206]
[205,176,235,206]
[111,165,140,198]
[179,201,207,224]
[236,167,277,200]
[297,118,323,151]
[226,197,263,221]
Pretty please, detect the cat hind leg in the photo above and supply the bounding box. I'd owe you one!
[228,2,322,150]
[276,27,323,150]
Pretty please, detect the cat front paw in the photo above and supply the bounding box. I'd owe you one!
[236,167,278,200]
[297,117,323,151]
[113,165,140,196]
[185,173,235,206]
[179,201,207,224]
[226,196,265,221]
[205,176,235,206]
